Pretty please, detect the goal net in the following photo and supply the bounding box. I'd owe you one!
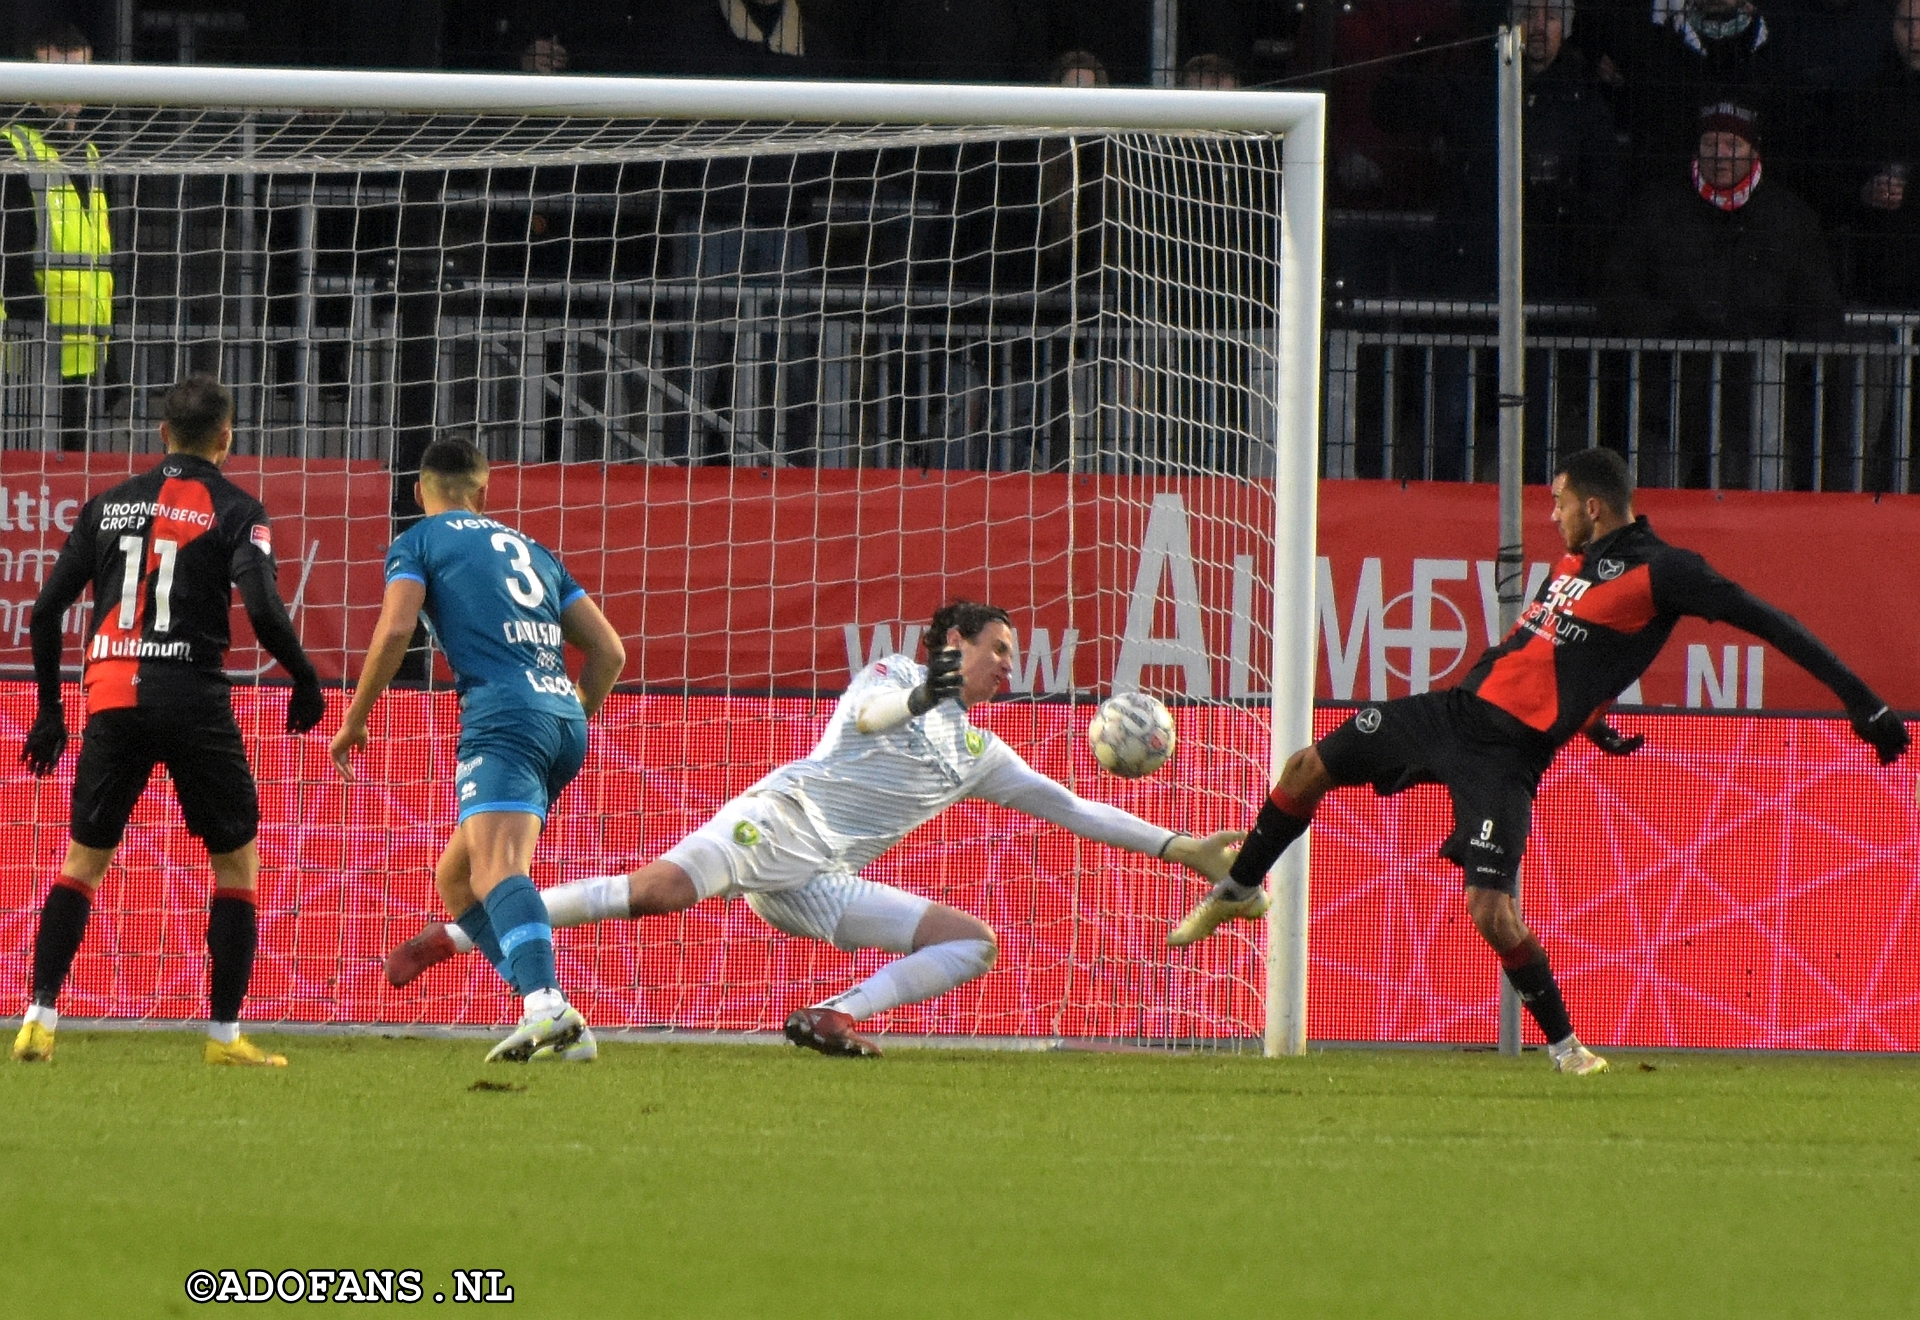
[0,67,1323,1050]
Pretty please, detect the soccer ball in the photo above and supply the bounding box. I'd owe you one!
[1087,692,1176,779]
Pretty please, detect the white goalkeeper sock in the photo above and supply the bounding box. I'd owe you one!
[23,1003,56,1030]
[541,874,632,929]
[445,923,475,954]
[819,939,997,1022]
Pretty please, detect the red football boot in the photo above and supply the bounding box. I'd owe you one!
[384,923,460,988]
[783,1006,882,1058]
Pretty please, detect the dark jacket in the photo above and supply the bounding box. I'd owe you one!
[1615,7,1786,177]
[1373,46,1624,297]
[1841,48,1920,304]
[1601,167,1843,338]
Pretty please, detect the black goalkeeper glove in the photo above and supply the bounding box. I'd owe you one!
[908,646,964,715]
[1850,704,1909,766]
[1585,720,1644,757]
[286,676,327,736]
[21,703,67,777]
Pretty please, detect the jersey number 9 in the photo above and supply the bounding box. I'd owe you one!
[491,532,545,609]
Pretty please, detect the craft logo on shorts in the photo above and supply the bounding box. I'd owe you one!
[733,821,762,847]
[1356,707,1383,734]
[251,524,273,555]
[965,729,985,756]
[1596,558,1625,581]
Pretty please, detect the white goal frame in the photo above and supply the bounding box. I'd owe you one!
[0,62,1325,1057]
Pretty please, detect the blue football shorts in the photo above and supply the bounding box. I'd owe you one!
[452,704,588,824]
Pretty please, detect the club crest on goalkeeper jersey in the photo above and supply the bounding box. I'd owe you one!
[1461,515,1875,746]
[384,511,588,721]
[42,452,277,715]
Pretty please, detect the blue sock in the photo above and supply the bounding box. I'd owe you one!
[454,903,517,993]
[482,876,558,996]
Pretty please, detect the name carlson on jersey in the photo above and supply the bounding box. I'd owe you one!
[98,499,216,533]
[90,633,192,661]
[502,619,563,647]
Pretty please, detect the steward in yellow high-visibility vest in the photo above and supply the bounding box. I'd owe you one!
[1,120,112,380]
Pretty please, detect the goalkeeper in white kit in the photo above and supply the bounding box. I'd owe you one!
[385,600,1243,1057]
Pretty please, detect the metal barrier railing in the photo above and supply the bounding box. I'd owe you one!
[0,304,1282,479]
[1326,304,1920,492]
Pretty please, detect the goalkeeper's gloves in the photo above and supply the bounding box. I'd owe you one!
[1585,719,1644,757]
[22,702,67,777]
[1850,703,1910,766]
[908,647,964,715]
[286,675,328,736]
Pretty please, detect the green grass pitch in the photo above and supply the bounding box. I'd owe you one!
[2,1031,1916,1319]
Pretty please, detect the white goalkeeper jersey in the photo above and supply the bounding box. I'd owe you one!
[748,654,1177,874]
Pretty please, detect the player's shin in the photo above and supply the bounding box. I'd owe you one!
[817,939,997,1021]
[206,889,259,1038]
[454,903,518,992]
[539,874,632,928]
[1498,935,1575,1046]
[483,876,561,999]
[1225,785,1317,896]
[30,878,94,1017]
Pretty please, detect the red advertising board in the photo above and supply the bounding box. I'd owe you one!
[0,686,1912,1049]
[0,456,1911,714]
[1314,481,1920,714]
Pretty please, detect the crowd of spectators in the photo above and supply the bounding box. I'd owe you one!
[1340,0,1920,329]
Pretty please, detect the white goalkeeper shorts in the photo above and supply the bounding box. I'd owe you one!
[662,790,930,952]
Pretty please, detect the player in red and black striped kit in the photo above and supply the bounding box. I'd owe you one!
[1173,447,1910,1073]
[11,375,326,1067]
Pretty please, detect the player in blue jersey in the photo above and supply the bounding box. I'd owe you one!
[329,438,625,1063]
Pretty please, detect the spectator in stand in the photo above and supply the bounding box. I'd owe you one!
[1374,0,1623,300]
[665,0,841,79]
[519,34,568,73]
[1050,48,1110,89]
[1602,102,1843,485]
[1179,54,1242,91]
[1846,0,1920,306]
[1603,102,1840,337]
[1371,0,1624,479]
[1615,0,1787,179]
[1315,0,1464,209]
[1041,51,1111,277]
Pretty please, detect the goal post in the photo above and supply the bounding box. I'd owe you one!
[0,63,1322,1054]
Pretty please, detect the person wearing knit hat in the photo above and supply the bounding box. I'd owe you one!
[1602,98,1843,483]
[1693,101,1763,211]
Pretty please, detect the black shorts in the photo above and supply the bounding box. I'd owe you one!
[1317,688,1554,895]
[69,698,260,855]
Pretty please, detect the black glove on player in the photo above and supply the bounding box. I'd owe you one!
[1585,719,1644,758]
[286,676,328,735]
[22,703,67,777]
[1851,704,1910,766]
[908,646,964,715]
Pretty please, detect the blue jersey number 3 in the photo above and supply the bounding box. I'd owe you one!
[491,532,545,609]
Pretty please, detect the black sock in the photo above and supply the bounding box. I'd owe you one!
[1227,796,1314,889]
[1501,939,1574,1045]
[207,890,258,1023]
[31,881,93,1008]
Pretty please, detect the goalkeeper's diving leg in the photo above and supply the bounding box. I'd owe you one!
[387,861,996,1058]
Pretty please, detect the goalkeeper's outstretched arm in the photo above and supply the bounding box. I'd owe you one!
[970,746,1243,882]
